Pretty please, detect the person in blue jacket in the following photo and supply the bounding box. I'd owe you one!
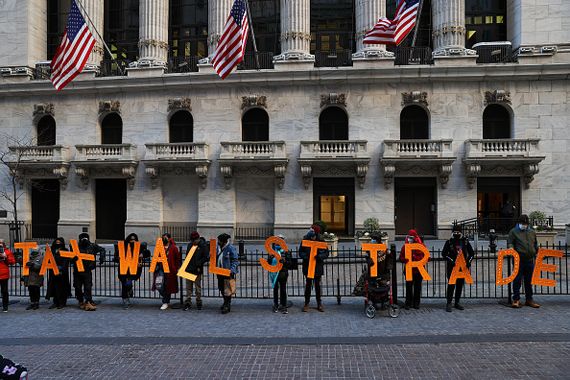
[216,233,239,314]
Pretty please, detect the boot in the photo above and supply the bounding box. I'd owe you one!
[33,302,39,310]
[525,300,540,308]
[454,303,465,310]
[196,301,203,310]
[446,303,453,312]
[317,304,325,312]
[302,303,309,312]
[122,299,129,310]
[78,302,86,310]
[183,302,192,311]
[26,304,34,310]
[221,298,230,314]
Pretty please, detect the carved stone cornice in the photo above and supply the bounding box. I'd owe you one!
[168,97,192,113]
[143,161,211,190]
[33,103,54,118]
[320,93,346,108]
[300,164,312,190]
[99,100,121,115]
[401,91,428,107]
[220,164,233,190]
[280,32,311,42]
[380,160,454,189]
[74,163,138,190]
[241,95,267,110]
[484,90,511,105]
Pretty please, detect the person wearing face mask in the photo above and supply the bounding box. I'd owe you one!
[399,229,425,310]
[299,227,329,312]
[46,237,71,309]
[114,233,151,309]
[216,233,239,314]
[442,225,475,312]
[0,239,16,313]
[153,233,181,310]
[508,214,540,308]
[183,231,210,311]
[74,233,106,311]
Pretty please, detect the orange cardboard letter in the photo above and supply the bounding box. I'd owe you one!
[301,240,328,279]
[404,243,431,281]
[531,248,564,287]
[259,236,287,273]
[14,242,38,276]
[40,245,60,276]
[177,245,198,282]
[496,249,520,286]
[59,239,95,273]
[448,251,473,285]
[117,241,141,276]
[209,238,231,277]
[149,238,170,273]
[361,243,387,278]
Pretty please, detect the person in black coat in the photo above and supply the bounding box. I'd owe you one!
[183,231,210,311]
[74,232,106,311]
[442,225,475,312]
[299,228,329,312]
[114,233,151,309]
[46,237,71,309]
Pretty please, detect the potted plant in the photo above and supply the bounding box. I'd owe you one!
[322,231,339,256]
[355,217,387,251]
[529,211,557,246]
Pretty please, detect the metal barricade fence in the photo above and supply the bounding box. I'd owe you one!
[7,244,569,302]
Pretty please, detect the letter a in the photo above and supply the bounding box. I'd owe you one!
[448,251,473,285]
[149,238,170,273]
[40,245,60,276]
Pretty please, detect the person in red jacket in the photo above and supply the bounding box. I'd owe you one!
[0,239,16,312]
[399,230,426,310]
[152,233,181,310]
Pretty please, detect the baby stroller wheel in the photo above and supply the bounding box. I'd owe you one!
[389,305,400,318]
[365,304,376,319]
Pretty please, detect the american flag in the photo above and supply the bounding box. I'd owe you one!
[50,0,96,90]
[212,0,249,79]
[363,0,420,46]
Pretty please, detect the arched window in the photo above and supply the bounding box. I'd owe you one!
[101,113,123,144]
[400,105,429,139]
[319,107,348,140]
[169,110,194,143]
[483,104,511,139]
[242,108,269,141]
[37,115,56,146]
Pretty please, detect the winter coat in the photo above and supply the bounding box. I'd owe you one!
[299,238,329,277]
[114,240,151,282]
[74,241,106,272]
[185,238,210,275]
[216,242,239,276]
[507,226,538,262]
[399,231,426,276]
[22,251,44,287]
[152,239,182,294]
[442,237,475,276]
[45,244,71,300]
[0,248,15,280]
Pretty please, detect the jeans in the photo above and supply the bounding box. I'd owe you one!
[405,271,423,307]
[304,276,322,305]
[185,274,202,305]
[0,279,8,309]
[73,271,93,303]
[513,259,535,301]
[28,285,41,304]
[160,292,171,304]
[273,272,288,307]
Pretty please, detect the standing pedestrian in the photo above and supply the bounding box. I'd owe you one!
[114,233,151,309]
[269,235,293,314]
[299,228,329,312]
[183,231,209,311]
[442,225,475,312]
[508,214,541,309]
[216,233,239,314]
[399,229,425,310]
[74,233,106,311]
[0,239,15,312]
[46,237,71,309]
[22,248,44,310]
[153,233,181,310]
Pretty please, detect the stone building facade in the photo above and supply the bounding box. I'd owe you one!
[0,0,568,243]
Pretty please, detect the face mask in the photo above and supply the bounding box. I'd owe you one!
[518,224,528,231]
[407,237,414,244]
[453,233,462,239]
[162,238,169,246]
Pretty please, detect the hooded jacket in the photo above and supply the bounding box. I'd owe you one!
[75,236,106,272]
[298,235,329,277]
[185,237,210,275]
[399,229,426,263]
[0,247,15,280]
[22,250,44,287]
[442,235,475,272]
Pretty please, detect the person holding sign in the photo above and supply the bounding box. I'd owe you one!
[154,233,181,311]
[183,232,210,311]
[508,215,540,309]
[73,233,106,311]
[0,239,15,312]
[45,238,71,309]
[399,230,425,310]
[268,235,293,314]
[216,233,239,314]
[442,225,475,312]
[22,248,44,310]
[299,228,329,312]
[114,233,151,309]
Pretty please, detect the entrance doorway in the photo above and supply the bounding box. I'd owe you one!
[477,177,520,234]
[31,179,60,240]
[313,178,354,236]
[395,178,436,237]
[96,179,126,241]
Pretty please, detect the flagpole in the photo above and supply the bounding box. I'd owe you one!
[410,0,424,48]
[244,0,261,70]
[74,0,125,75]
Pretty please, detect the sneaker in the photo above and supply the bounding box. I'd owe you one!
[26,304,35,310]
[317,304,325,312]
[446,303,453,312]
[302,304,309,312]
[525,300,541,308]
[511,300,522,308]
[160,303,169,310]
[2,307,7,313]
[33,303,39,310]
[183,303,192,311]
[454,303,465,311]
[281,307,289,315]
[122,299,129,310]
[272,304,279,313]
[196,302,203,310]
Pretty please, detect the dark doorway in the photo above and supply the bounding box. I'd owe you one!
[96,179,126,241]
[477,177,520,234]
[31,179,60,239]
[169,110,193,143]
[400,105,429,139]
[313,178,354,236]
[483,104,511,139]
[242,108,269,141]
[101,113,123,144]
[37,115,56,146]
[395,178,436,236]
[319,107,348,140]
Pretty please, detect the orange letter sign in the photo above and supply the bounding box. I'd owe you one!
[259,236,287,273]
[448,251,473,285]
[39,245,60,276]
[404,243,431,281]
[209,238,231,276]
[149,238,170,273]
[301,240,328,279]
[531,248,564,287]
[177,245,198,282]
[14,242,38,276]
[496,248,520,286]
[117,241,141,276]
[361,243,387,278]
[59,239,95,272]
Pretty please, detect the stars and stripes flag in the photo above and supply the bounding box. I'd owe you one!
[50,0,96,90]
[212,0,249,79]
[363,0,420,46]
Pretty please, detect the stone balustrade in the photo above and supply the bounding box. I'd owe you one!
[383,139,454,158]
[465,139,541,158]
[220,141,287,160]
[75,144,138,161]
[299,140,369,159]
[145,142,209,160]
[8,145,70,162]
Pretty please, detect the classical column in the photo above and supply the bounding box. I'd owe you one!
[432,0,475,56]
[134,0,169,67]
[274,0,313,61]
[353,0,393,58]
[205,0,233,59]
[82,0,104,70]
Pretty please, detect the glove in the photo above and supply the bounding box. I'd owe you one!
[99,257,105,265]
